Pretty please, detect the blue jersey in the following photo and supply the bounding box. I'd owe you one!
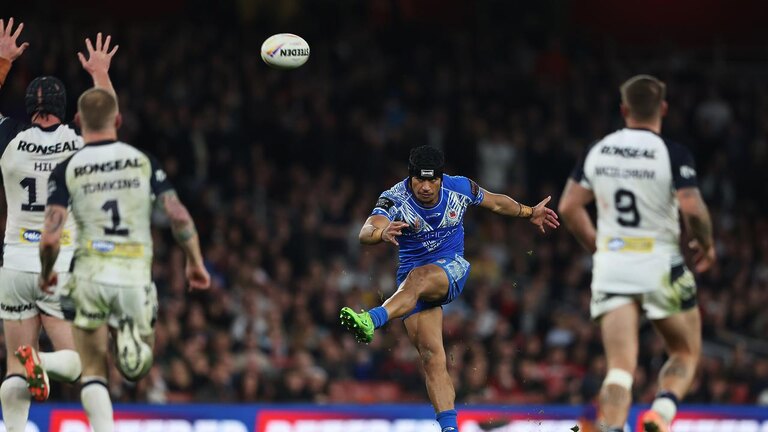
[371,174,484,272]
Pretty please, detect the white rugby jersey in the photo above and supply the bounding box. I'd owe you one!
[0,116,82,272]
[47,140,173,285]
[571,127,698,293]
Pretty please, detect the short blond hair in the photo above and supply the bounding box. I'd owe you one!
[620,75,666,122]
[77,88,118,132]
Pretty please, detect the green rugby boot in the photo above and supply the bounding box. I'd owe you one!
[339,307,375,343]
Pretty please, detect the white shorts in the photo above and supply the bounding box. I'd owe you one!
[590,264,697,320]
[62,275,158,337]
[0,268,70,320]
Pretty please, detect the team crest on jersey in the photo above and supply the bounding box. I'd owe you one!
[410,217,424,233]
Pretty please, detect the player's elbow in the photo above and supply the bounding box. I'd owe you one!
[165,200,193,226]
[359,231,376,245]
[169,210,192,227]
[557,198,576,223]
[678,200,706,221]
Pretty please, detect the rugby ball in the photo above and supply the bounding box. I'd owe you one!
[260,33,310,69]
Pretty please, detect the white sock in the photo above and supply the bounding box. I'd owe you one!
[1,375,31,432]
[81,377,114,432]
[651,396,677,423]
[40,350,82,382]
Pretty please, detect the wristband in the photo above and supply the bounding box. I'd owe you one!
[0,57,11,87]
[518,203,533,218]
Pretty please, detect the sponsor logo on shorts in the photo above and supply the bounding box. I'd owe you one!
[79,309,107,320]
[1,303,35,313]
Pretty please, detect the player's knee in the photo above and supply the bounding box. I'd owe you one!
[417,344,446,370]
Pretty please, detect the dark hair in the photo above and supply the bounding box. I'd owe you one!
[25,76,67,121]
[620,74,666,122]
[408,145,445,179]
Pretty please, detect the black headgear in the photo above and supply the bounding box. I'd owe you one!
[408,145,445,179]
[25,76,66,121]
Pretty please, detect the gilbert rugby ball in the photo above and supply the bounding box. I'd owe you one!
[260,33,310,69]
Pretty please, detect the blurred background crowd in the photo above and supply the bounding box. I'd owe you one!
[1,0,768,407]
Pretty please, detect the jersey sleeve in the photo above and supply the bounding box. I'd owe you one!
[570,144,594,190]
[0,115,26,154]
[147,153,175,196]
[451,175,484,205]
[47,157,72,206]
[371,180,407,220]
[667,141,698,189]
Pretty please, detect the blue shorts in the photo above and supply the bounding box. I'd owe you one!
[397,254,471,320]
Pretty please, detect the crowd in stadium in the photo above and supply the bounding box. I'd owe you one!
[1,2,767,407]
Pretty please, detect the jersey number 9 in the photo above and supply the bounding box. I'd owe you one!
[614,189,640,227]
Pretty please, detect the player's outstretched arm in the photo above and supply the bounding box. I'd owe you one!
[39,205,68,291]
[479,190,560,234]
[160,191,211,290]
[558,179,597,253]
[0,18,29,90]
[677,187,716,272]
[77,32,118,98]
[359,215,409,246]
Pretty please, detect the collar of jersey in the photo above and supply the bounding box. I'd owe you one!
[86,139,118,147]
[32,123,61,132]
[625,127,661,137]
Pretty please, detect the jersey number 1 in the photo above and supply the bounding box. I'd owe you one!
[20,177,45,212]
[102,200,130,236]
[614,189,640,227]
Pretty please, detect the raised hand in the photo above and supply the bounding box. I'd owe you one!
[0,18,29,62]
[77,32,118,76]
[38,271,59,294]
[530,195,560,234]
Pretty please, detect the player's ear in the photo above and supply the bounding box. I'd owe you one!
[660,100,668,117]
[620,103,630,119]
[115,112,123,130]
[74,112,81,128]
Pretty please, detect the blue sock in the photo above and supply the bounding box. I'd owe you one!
[368,306,389,329]
[436,409,458,432]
